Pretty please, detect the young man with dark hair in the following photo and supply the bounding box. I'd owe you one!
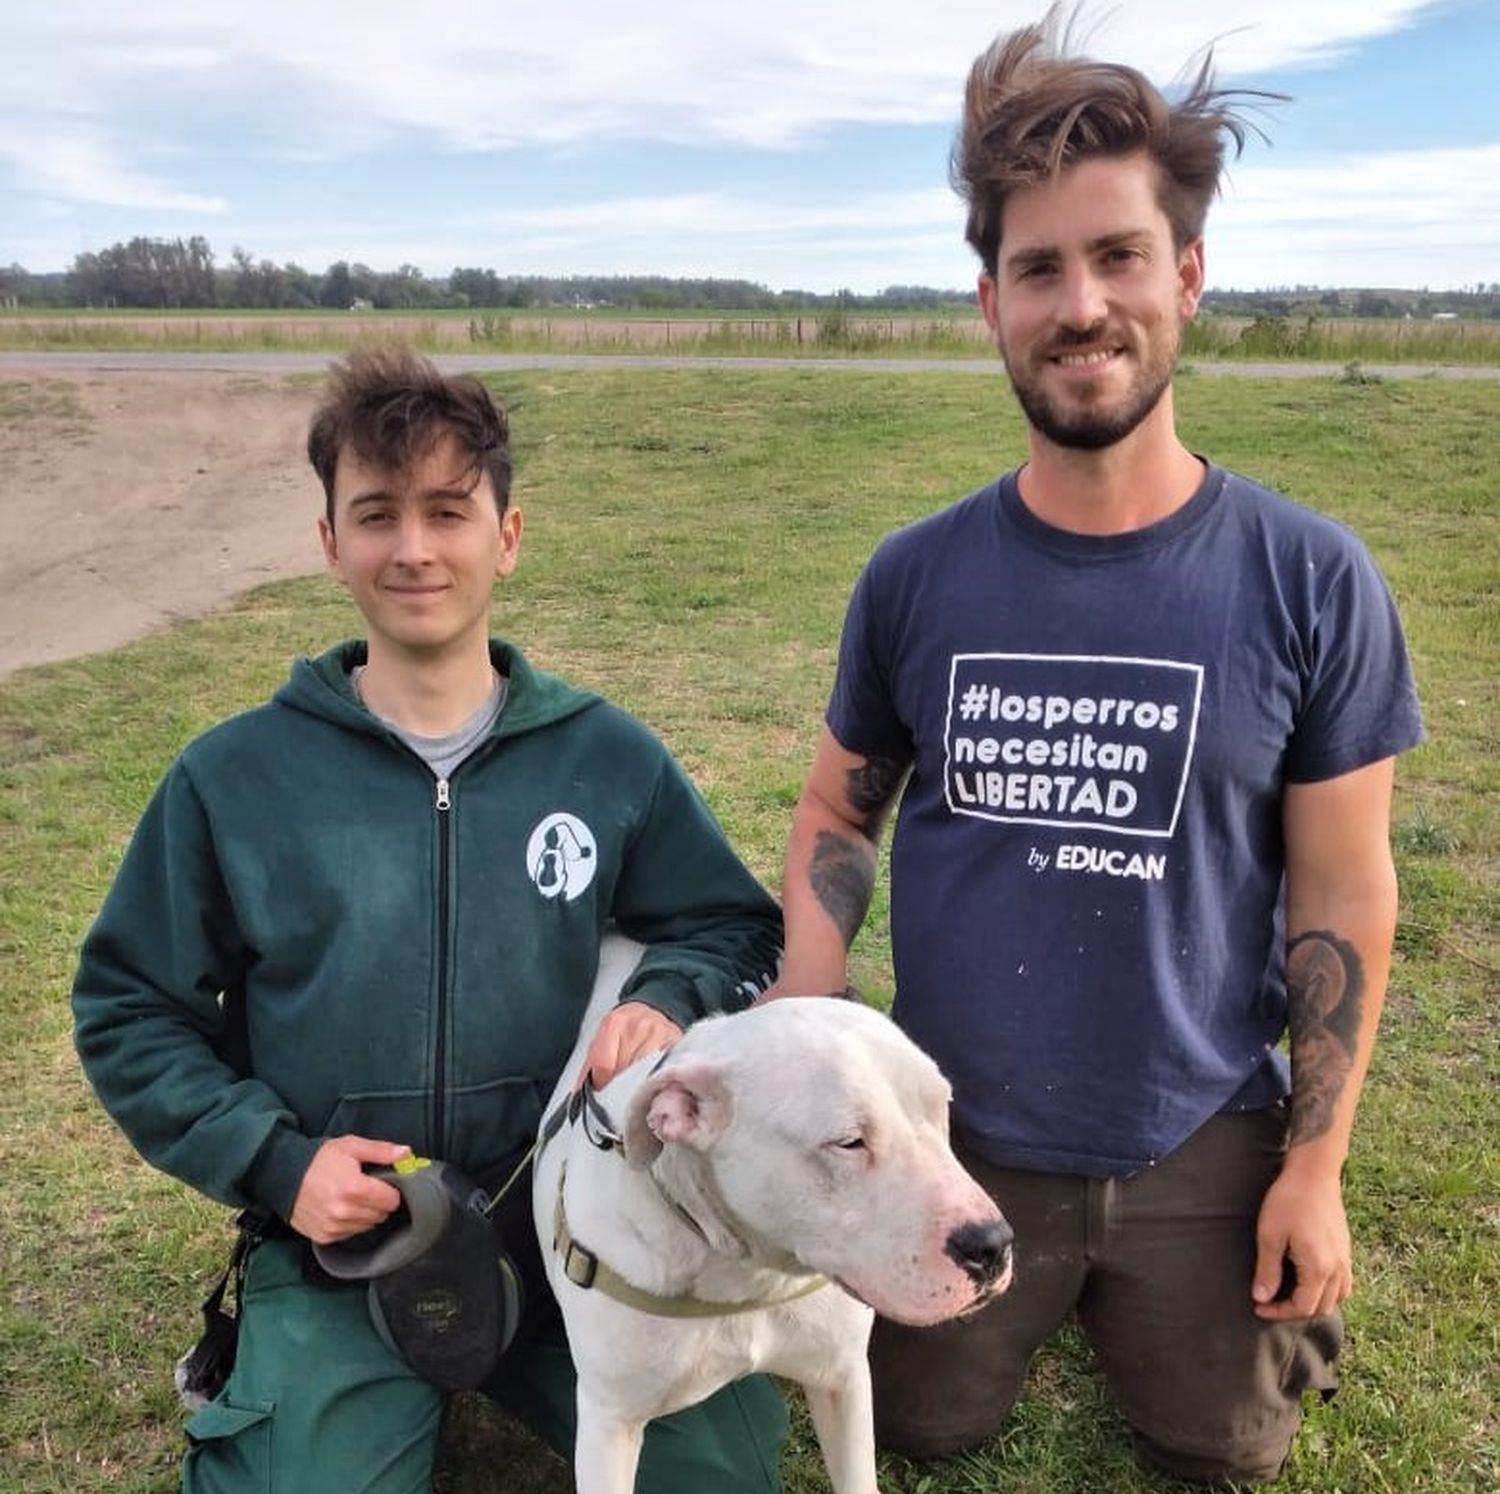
[773,11,1422,1484]
[73,346,789,1491]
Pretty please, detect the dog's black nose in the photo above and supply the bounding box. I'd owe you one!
[945,1218,1014,1289]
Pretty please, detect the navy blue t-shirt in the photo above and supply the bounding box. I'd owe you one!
[827,464,1423,1177]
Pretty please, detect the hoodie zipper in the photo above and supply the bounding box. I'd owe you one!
[432,775,452,1153]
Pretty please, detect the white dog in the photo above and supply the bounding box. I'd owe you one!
[533,935,1013,1494]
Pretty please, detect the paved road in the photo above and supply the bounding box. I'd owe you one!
[3,350,1498,379]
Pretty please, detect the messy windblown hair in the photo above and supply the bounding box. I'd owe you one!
[952,4,1283,272]
[307,345,512,524]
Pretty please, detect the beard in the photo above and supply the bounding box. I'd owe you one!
[1003,321,1180,451]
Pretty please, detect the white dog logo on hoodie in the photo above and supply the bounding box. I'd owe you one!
[526,813,597,902]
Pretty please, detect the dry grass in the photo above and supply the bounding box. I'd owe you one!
[2,309,1498,363]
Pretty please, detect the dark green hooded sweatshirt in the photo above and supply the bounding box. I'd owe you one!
[72,640,782,1223]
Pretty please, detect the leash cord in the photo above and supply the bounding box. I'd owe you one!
[480,1140,539,1219]
[482,1080,622,1218]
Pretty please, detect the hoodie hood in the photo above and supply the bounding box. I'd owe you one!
[275,638,600,740]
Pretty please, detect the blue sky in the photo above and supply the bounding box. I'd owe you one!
[4,1,1496,294]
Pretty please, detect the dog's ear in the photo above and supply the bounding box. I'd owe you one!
[623,1061,732,1167]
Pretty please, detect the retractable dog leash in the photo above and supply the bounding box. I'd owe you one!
[312,1155,525,1390]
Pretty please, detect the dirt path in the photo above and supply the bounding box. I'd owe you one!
[0,369,321,679]
[3,352,1495,682]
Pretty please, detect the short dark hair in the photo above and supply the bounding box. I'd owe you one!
[952,5,1282,273]
[307,345,512,525]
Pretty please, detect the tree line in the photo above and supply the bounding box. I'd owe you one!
[0,238,1495,318]
[0,238,974,313]
[1201,284,1500,321]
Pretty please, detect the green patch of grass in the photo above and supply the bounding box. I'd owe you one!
[2,370,1496,1491]
[1393,808,1460,858]
[0,377,87,420]
[0,377,92,443]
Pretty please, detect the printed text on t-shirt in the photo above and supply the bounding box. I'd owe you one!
[944,654,1203,837]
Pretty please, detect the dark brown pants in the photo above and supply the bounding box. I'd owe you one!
[870,1109,1342,1484]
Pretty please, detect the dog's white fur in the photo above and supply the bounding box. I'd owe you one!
[533,934,1012,1493]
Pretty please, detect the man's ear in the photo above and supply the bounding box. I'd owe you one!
[317,514,342,577]
[623,1061,732,1168]
[1178,238,1206,322]
[977,271,1001,335]
[495,505,522,579]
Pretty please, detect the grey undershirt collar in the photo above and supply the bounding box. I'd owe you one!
[352,665,506,779]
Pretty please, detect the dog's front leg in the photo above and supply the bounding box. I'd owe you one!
[801,1359,879,1494]
[573,1386,646,1494]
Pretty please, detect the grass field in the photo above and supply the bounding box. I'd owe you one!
[3,307,1499,365]
[1,368,1495,1492]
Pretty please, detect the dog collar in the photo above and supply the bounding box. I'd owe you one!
[551,1166,827,1319]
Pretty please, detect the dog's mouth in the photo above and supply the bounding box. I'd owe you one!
[960,1263,1015,1315]
[832,1263,1013,1323]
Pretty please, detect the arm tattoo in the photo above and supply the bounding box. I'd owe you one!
[809,830,876,949]
[1285,929,1365,1146]
[844,753,905,837]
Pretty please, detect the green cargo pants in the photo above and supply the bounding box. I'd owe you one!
[182,1237,788,1492]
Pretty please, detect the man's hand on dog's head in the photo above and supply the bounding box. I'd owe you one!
[582,1000,682,1092]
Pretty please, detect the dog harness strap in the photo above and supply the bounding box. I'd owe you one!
[518,1084,620,1220]
[578,1083,624,1150]
[551,1171,827,1319]
[537,1080,623,1160]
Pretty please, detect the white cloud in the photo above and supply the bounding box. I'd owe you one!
[1221,145,1500,229]
[1209,144,1500,287]
[255,144,1498,294]
[3,2,1487,290]
[469,143,1500,291]
[1,135,226,214]
[493,188,957,237]
[6,2,1451,168]
[259,190,969,292]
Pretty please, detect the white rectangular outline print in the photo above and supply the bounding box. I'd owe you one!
[942,652,1204,838]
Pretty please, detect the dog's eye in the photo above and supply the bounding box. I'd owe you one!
[831,1136,866,1151]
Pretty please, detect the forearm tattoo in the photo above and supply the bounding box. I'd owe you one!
[809,830,876,948]
[1285,929,1366,1146]
[844,754,905,837]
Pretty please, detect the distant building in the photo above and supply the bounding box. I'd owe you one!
[1432,311,1459,321]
